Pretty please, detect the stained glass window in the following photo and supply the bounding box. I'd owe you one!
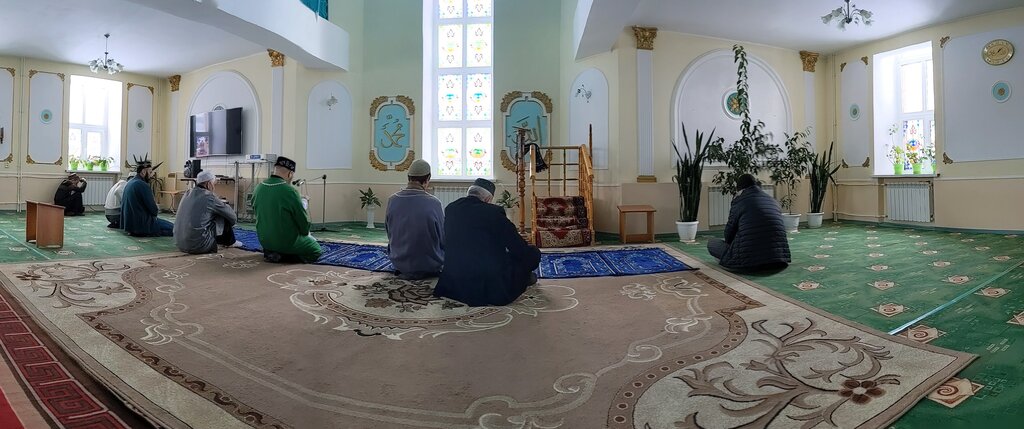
[465,128,492,176]
[466,24,491,67]
[437,128,463,176]
[466,73,491,120]
[438,25,463,68]
[467,0,492,17]
[428,0,494,179]
[439,0,462,18]
[438,75,462,121]
[903,119,924,156]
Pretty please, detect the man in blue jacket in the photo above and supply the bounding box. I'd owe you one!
[121,159,173,237]
[707,174,790,272]
[434,178,540,306]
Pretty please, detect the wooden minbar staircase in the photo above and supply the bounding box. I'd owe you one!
[527,144,595,248]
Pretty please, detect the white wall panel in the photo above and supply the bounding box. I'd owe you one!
[570,68,609,169]
[126,84,154,162]
[306,80,352,169]
[27,71,64,165]
[943,25,1024,162]
[0,68,13,162]
[841,61,870,166]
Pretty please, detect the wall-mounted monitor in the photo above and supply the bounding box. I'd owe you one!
[189,107,242,157]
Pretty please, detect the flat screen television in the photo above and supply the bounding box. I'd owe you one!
[189,107,242,157]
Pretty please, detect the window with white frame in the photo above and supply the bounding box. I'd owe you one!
[423,0,494,180]
[68,75,122,171]
[872,42,935,175]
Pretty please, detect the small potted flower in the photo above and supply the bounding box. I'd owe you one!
[359,188,382,228]
[84,155,99,171]
[68,154,81,170]
[97,156,114,171]
[496,189,519,222]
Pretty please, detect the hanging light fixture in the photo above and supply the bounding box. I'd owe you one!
[88,33,124,75]
[821,0,873,31]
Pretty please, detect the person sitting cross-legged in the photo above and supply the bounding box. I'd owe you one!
[103,172,134,228]
[385,159,444,280]
[121,160,174,237]
[707,173,791,272]
[251,156,322,263]
[54,173,88,216]
[173,171,243,254]
[434,178,540,306]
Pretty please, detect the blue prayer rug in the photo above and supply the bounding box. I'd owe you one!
[233,228,693,278]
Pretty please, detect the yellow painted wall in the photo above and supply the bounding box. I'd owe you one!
[0,55,163,209]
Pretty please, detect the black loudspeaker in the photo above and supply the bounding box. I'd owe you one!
[184,159,202,178]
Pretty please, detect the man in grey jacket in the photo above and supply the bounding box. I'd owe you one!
[385,159,444,279]
[173,171,241,254]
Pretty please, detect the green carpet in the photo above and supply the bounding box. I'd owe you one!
[669,222,1024,428]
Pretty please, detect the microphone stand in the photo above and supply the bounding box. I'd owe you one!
[310,174,335,232]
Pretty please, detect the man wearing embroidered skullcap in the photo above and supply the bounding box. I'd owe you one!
[251,156,322,263]
[174,170,242,254]
[121,158,174,236]
[54,173,88,216]
[434,178,540,306]
[385,159,444,280]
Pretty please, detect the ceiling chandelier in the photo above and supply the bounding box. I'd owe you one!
[88,33,124,74]
[821,0,873,31]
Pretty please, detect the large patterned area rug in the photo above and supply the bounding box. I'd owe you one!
[234,228,692,278]
[0,247,973,428]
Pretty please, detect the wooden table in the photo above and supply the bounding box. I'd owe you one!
[26,200,64,248]
[617,205,656,244]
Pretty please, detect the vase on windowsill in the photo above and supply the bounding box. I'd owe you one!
[85,162,95,171]
[912,162,922,175]
[893,163,903,175]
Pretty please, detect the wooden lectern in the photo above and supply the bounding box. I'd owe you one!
[26,201,64,248]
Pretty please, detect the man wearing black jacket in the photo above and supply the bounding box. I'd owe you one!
[707,174,791,272]
[434,178,540,306]
[54,173,88,216]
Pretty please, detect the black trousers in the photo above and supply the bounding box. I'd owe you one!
[106,214,120,227]
[216,226,236,246]
[708,238,728,260]
[58,194,84,215]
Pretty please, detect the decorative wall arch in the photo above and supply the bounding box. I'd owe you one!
[671,49,792,160]
[569,68,609,169]
[185,71,261,161]
[306,80,353,169]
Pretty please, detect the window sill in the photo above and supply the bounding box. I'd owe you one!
[872,174,939,179]
[67,170,121,174]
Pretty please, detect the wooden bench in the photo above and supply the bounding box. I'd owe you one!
[26,200,64,248]
[617,205,656,244]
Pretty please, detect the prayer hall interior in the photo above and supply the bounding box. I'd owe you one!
[1,1,1023,428]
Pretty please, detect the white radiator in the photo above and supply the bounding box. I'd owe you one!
[708,185,775,226]
[432,185,469,208]
[885,182,932,222]
[79,173,116,206]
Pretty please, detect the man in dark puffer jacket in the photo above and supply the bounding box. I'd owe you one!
[707,174,791,272]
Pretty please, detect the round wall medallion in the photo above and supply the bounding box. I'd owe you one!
[992,81,1011,103]
[849,104,861,121]
[722,91,741,119]
[135,119,145,131]
[40,109,53,124]
[982,39,1014,66]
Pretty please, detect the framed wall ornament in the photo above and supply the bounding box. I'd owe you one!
[369,96,415,171]
[500,91,552,172]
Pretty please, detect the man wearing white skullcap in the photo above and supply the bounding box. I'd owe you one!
[173,170,241,254]
[385,159,444,279]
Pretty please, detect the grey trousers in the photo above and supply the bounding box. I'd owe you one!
[707,238,728,260]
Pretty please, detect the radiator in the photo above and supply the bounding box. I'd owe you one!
[432,185,469,207]
[708,185,775,226]
[79,173,117,206]
[885,182,932,222]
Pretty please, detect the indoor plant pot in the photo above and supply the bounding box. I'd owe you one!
[675,221,699,242]
[807,141,839,229]
[672,122,720,243]
[806,212,824,228]
[912,162,922,174]
[365,208,376,229]
[359,188,381,229]
[893,163,903,175]
[782,213,801,232]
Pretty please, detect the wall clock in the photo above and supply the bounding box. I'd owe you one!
[982,39,1014,66]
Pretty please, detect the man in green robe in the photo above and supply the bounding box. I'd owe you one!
[251,156,322,263]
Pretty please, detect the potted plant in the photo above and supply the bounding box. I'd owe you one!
[808,141,840,228]
[68,154,80,170]
[97,156,114,172]
[922,144,936,173]
[708,45,782,196]
[359,188,382,228]
[671,122,721,241]
[887,124,904,175]
[495,189,518,222]
[767,129,814,232]
[905,139,924,174]
[84,155,98,171]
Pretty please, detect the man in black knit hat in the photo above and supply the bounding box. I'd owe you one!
[707,174,790,272]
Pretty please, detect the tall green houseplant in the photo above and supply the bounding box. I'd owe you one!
[807,141,840,228]
[766,129,814,214]
[708,44,782,196]
[672,122,721,223]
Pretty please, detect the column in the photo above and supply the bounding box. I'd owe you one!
[633,26,657,183]
[268,49,285,156]
[800,51,819,144]
[168,75,181,169]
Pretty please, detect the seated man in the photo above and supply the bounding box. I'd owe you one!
[385,159,444,280]
[251,156,322,263]
[54,173,88,216]
[707,174,791,272]
[121,159,174,237]
[173,171,242,254]
[103,172,134,228]
[434,178,540,306]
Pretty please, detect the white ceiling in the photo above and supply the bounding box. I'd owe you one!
[580,0,1024,58]
[0,0,265,77]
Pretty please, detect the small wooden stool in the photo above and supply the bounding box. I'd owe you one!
[26,200,64,248]
[617,205,656,244]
